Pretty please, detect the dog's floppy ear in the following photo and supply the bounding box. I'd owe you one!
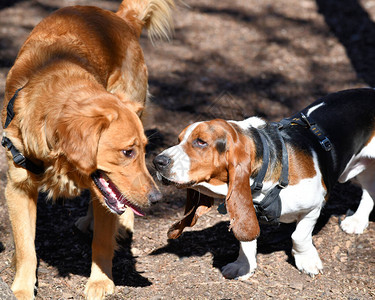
[123,100,144,116]
[225,132,260,241]
[168,189,214,239]
[49,108,115,176]
[114,93,144,117]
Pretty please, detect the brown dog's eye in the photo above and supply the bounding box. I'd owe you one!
[122,149,135,158]
[193,138,208,148]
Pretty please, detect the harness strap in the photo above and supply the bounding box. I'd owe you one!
[279,112,332,152]
[2,87,44,175]
[250,131,270,192]
[253,124,289,225]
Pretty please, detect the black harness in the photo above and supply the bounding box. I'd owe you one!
[2,88,44,175]
[278,112,332,151]
[251,124,288,225]
[218,114,333,226]
[252,114,333,225]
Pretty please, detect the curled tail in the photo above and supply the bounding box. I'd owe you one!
[117,0,174,42]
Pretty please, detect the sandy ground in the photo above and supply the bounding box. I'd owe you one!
[0,0,374,299]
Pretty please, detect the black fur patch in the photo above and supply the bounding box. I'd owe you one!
[215,138,227,154]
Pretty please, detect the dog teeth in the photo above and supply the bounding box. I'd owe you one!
[99,177,109,187]
[118,203,126,209]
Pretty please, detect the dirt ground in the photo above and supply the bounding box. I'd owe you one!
[0,0,375,299]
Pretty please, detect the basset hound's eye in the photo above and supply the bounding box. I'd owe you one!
[193,138,208,149]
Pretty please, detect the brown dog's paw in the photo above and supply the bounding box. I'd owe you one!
[13,289,34,300]
[84,279,115,300]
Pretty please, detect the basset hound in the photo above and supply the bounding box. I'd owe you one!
[153,88,375,278]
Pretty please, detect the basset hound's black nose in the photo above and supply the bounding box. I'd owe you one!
[153,154,171,170]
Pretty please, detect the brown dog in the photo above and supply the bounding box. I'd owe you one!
[1,1,173,299]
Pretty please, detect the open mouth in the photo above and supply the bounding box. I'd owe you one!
[156,171,195,189]
[91,170,145,216]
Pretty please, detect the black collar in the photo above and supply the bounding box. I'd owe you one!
[2,87,44,175]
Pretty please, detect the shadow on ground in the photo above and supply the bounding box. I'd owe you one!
[151,181,370,271]
[35,191,151,287]
[316,0,375,87]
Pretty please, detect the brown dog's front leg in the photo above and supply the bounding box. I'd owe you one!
[85,196,117,300]
[6,179,38,300]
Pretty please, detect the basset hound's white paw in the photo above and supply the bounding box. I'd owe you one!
[340,215,368,234]
[292,247,323,276]
[221,259,256,280]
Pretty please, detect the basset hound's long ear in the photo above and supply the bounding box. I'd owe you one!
[168,188,214,239]
[225,131,260,241]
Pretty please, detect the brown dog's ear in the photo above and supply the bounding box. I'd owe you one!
[114,93,144,117]
[225,134,260,241]
[50,112,113,176]
[124,101,144,116]
[168,189,214,239]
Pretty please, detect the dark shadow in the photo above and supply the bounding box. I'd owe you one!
[0,0,24,9]
[35,191,151,288]
[145,4,343,128]
[152,181,366,271]
[151,221,295,270]
[0,241,4,253]
[145,128,165,157]
[316,0,375,86]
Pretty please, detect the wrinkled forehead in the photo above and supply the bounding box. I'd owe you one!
[178,120,232,143]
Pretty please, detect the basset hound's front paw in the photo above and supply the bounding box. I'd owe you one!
[340,215,368,234]
[292,247,323,277]
[221,259,256,280]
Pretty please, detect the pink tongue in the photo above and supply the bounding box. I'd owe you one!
[130,206,145,217]
[99,177,145,216]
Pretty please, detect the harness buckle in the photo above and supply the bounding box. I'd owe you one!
[13,152,26,165]
[278,182,288,189]
[251,181,263,192]
[300,113,312,128]
[320,137,332,151]
[1,135,9,149]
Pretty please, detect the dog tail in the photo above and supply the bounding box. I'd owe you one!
[117,0,174,42]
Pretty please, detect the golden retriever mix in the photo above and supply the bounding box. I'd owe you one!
[1,0,173,299]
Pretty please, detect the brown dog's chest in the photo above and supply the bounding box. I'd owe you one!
[39,165,85,200]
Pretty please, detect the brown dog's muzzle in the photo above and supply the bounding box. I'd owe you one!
[148,187,162,204]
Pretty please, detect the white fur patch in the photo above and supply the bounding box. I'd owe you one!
[339,136,375,182]
[279,151,326,223]
[229,117,266,130]
[159,122,201,183]
[307,102,325,116]
[192,182,228,198]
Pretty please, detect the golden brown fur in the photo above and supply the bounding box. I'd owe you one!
[2,1,174,299]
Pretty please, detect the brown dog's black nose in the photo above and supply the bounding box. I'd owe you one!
[148,188,162,204]
[153,155,171,170]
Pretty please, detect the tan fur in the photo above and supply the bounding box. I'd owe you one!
[288,146,317,185]
[2,1,174,299]
[117,0,174,42]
